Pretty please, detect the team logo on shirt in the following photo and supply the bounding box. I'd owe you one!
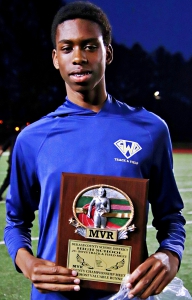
[114,139,142,159]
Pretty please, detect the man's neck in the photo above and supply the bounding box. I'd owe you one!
[66,88,107,112]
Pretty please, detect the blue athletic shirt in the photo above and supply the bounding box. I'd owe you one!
[4,94,186,300]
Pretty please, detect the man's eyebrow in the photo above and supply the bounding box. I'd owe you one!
[58,38,100,44]
[58,39,72,44]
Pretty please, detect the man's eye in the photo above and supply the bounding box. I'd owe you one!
[85,45,97,51]
[62,46,72,52]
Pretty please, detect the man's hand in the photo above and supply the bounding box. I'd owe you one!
[126,250,179,299]
[16,248,80,293]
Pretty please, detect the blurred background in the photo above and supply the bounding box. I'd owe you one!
[0,0,192,146]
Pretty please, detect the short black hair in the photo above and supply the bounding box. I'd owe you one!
[51,1,112,48]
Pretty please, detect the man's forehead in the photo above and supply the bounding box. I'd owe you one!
[56,18,102,38]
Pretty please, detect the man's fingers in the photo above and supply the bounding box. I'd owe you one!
[127,260,151,285]
[127,262,172,299]
[31,270,81,293]
[126,253,171,299]
[30,264,80,286]
[32,263,77,277]
[127,272,155,299]
[31,273,80,283]
[41,260,55,266]
[133,268,171,299]
[34,282,80,293]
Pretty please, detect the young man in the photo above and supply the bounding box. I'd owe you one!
[4,2,185,300]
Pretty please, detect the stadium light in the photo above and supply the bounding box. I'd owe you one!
[154,91,161,100]
[15,126,20,132]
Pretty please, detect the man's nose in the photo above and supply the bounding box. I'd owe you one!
[72,47,87,64]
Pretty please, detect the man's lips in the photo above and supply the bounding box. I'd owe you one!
[69,70,92,77]
[69,70,92,82]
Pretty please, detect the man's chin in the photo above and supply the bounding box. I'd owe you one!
[72,83,92,93]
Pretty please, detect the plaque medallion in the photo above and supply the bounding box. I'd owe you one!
[70,185,135,241]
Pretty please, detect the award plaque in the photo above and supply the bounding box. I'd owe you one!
[56,173,149,292]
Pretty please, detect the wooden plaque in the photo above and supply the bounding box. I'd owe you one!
[56,173,149,292]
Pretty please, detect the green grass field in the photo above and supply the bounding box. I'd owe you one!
[0,151,191,299]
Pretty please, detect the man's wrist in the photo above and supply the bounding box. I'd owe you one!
[156,248,180,270]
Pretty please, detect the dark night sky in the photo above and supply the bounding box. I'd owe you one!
[66,0,192,60]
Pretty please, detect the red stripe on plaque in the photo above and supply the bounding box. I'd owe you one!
[111,204,131,210]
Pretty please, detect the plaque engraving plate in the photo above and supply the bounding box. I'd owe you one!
[67,240,131,284]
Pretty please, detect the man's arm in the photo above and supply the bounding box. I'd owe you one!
[4,132,81,293]
[126,121,185,299]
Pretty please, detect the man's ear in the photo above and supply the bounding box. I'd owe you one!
[52,49,59,70]
[106,44,113,65]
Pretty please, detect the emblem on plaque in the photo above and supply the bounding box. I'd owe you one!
[69,185,136,241]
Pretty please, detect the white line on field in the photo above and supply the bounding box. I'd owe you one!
[179,188,192,192]
[0,237,39,245]
[176,175,192,177]
[1,152,9,156]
